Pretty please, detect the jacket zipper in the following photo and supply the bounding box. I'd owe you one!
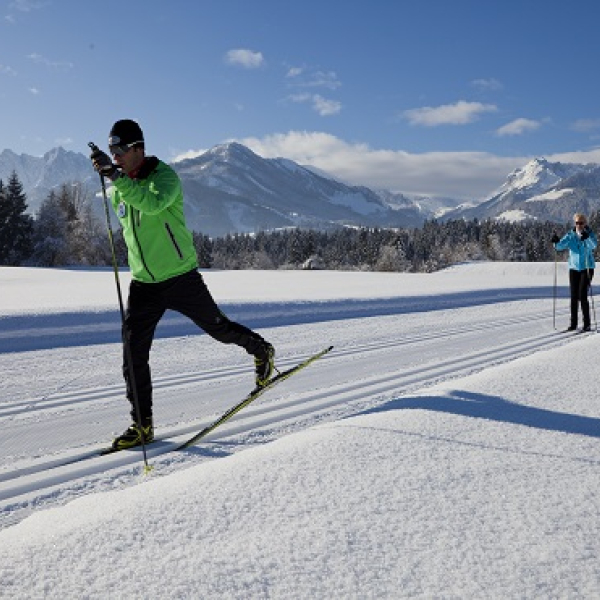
[165,222,184,259]
[132,209,156,281]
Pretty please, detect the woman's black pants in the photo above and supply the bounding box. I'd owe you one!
[569,268,594,329]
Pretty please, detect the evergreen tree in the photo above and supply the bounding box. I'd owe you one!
[57,182,108,265]
[31,190,70,266]
[31,182,110,266]
[0,171,34,265]
[187,216,573,273]
[193,231,213,268]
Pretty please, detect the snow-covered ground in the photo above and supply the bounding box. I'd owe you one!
[1,262,600,598]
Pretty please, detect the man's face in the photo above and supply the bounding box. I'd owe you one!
[110,145,145,174]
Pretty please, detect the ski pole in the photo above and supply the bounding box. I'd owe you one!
[89,142,153,473]
[582,237,597,333]
[589,278,597,332]
[585,252,597,333]
[553,249,557,330]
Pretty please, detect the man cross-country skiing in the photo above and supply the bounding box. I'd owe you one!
[90,119,275,450]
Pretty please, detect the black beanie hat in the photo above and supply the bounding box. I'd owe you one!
[109,119,144,146]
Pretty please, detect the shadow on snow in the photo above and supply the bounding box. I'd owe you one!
[0,286,563,354]
[358,389,600,444]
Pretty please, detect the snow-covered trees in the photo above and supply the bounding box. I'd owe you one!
[0,171,591,272]
[0,171,34,265]
[192,218,564,272]
[31,183,111,266]
[30,190,69,266]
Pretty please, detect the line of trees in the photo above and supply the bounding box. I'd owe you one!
[200,218,567,272]
[0,171,596,272]
[0,172,125,267]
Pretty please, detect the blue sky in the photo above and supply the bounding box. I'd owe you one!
[2,0,600,199]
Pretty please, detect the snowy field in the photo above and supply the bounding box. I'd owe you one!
[1,262,600,598]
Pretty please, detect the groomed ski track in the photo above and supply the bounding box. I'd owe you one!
[0,294,584,527]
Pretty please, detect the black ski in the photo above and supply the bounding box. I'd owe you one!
[176,345,333,450]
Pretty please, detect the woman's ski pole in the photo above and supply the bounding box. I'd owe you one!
[553,249,557,330]
[589,278,597,332]
[581,238,597,333]
[586,252,597,333]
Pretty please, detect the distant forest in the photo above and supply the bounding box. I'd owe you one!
[1,171,598,272]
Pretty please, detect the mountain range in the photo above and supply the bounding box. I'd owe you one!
[1,145,600,236]
[443,157,600,224]
[173,143,425,236]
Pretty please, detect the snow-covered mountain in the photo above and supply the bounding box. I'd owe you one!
[0,143,429,236]
[172,143,426,236]
[443,158,600,223]
[5,144,599,234]
[0,147,96,212]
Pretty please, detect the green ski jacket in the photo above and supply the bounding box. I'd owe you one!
[110,157,198,283]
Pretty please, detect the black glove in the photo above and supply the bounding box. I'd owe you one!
[551,233,560,244]
[580,227,590,241]
[90,148,121,181]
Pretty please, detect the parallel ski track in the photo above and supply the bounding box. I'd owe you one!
[0,310,587,511]
[0,308,568,420]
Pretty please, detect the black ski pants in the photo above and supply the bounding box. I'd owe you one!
[569,268,594,329]
[122,269,266,422]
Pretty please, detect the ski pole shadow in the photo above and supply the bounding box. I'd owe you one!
[360,389,600,439]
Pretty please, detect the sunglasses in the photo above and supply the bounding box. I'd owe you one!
[575,221,586,225]
[108,136,143,157]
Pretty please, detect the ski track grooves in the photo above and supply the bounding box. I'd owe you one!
[0,308,564,419]
[0,310,584,512]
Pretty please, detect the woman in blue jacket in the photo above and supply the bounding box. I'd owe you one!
[552,213,597,331]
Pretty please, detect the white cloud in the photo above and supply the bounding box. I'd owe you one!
[171,149,207,162]
[10,0,46,11]
[28,87,39,94]
[27,52,73,70]
[404,100,497,126]
[233,131,522,199]
[312,95,341,116]
[286,67,303,78]
[471,78,503,91]
[549,149,600,165]
[571,118,600,133]
[224,48,264,69]
[289,92,310,102]
[5,0,46,23]
[286,68,341,90]
[289,93,341,116]
[0,64,17,76]
[304,70,341,90]
[170,132,600,201]
[495,118,541,136]
[283,65,342,116]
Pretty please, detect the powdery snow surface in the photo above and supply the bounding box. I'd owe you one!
[1,262,600,598]
[0,261,563,313]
